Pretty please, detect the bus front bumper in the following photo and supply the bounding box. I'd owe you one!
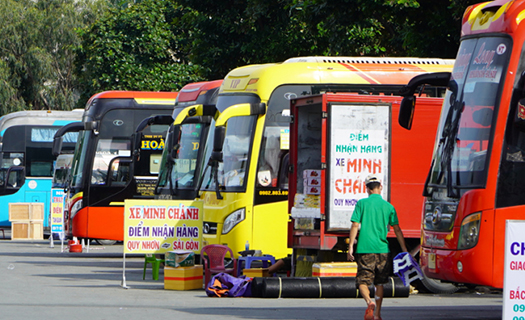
[420,246,494,287]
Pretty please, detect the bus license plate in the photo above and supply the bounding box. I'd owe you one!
[428,252,436,270]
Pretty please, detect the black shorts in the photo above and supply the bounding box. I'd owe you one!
[355,253,391,286]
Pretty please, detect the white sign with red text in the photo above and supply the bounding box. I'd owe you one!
[504,220,525,319]
[328,104,389,230]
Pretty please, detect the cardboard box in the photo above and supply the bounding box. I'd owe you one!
[306,177,321,186]
[243,268,270,278]
[303,182,321,195]
[9,203,44,221]
[165,250,195,268]
[164,265,203,290]
[303,169,321,178]
[312,262,358,277]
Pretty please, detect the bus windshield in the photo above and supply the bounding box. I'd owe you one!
[157,122,204,190]
[71,130,90,189]
[426,36,511,197]
[200,94,260,192]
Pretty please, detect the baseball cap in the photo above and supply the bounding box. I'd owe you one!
[365,174,381,186]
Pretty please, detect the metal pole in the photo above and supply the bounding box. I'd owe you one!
[121,253,130,289]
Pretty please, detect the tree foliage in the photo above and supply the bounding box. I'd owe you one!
[175,0,480,80]
[0,0,107,114]
[0,0,484,113]
[75,0,204,105]
[176,0,315,80]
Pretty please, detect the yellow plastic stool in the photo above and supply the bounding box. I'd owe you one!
[143,254,164,280]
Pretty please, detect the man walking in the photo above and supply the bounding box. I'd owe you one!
[347,174,407,320]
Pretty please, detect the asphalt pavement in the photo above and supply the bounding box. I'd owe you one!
[0,228,503,320]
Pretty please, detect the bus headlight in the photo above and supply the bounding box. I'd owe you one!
[222,208,245,234]
[458,212,481,250]
[70,199,83,219]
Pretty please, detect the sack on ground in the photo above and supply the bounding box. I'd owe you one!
[206,272,252,297]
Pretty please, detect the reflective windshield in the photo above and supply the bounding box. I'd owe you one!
[200,94,260,192]
[91,138,131,185]
[71,130,90,188]
[157,122,204,190]
[426,36,511,196]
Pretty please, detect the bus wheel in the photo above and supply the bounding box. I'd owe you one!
[420,274,459,294]
[95,239,117,246]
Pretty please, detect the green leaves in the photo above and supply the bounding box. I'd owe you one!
[0,0,108,113]
[0,0,482,114]
[75,0,203,105]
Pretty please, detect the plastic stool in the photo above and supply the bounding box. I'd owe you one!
[393,252,423,286]
[143,254,164,281]
[237,255,275,276]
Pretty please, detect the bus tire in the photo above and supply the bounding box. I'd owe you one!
[421,274,459,294]
[96,239,117,246]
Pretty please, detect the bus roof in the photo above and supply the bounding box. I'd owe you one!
[461,0,525,37]
[177,80,223,103]
[220,56,455,100]
[0,109,84,134]
[86,91,179,107]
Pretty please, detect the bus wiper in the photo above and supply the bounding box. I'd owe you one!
[211,160,223,200]
[442,100,464,198]
[166,162,178,196]
[196,158,223,200]
[423,80,462,198]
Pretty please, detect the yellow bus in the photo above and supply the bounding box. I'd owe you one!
[198,57,455,259]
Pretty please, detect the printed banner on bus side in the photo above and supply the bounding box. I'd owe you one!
[123,199,203,254]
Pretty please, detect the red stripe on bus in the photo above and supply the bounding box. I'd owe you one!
[340,63,380,84]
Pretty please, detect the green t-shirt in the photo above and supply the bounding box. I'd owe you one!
[350,193,399,254]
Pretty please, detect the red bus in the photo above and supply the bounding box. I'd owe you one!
[154,80,222,201]
[63,91,177,243]
[399,0,525,291]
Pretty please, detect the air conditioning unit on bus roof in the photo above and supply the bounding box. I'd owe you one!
[283,56,455,65]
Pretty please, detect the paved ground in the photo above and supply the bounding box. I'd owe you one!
[0,228,503,320]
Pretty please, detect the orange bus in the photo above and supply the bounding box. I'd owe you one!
[62,91,177,243]
[399,0,525,291]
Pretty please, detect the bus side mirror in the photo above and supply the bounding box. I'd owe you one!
[211,126,226,162]
[52,136,63,157]
[399,96,416,130]
[85,121,98,131]
[132,132,144,162]
[167,126,180,162]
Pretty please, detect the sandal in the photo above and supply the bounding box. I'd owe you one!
[364,302,375,320]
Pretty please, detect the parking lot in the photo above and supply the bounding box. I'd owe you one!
[0,229,503,320]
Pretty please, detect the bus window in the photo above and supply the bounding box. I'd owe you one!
[257,127,284,187]
[107,158,131,186]
[2,153,24,169]
[279,153,289,190]
[497,96,525,207]
[92,138,131,185]
[31,128,58,142]
[71,131,89,189]
[220,116,256,189]
[255,85,300,189]
[7,169,23,188]
[30,161,53,177]
[150,154,162,175]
